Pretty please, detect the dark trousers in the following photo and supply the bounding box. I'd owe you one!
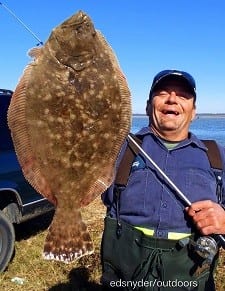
[101,217,217,291]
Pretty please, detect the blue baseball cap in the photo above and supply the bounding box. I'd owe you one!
[149,69,196,100]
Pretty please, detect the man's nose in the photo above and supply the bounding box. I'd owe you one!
[166,91,177,103]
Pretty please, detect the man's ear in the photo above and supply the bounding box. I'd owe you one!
[191,107,196,122]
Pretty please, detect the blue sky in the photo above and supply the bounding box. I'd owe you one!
[1,0,225,114]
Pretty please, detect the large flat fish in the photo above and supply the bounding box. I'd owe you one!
[8,10,131,263]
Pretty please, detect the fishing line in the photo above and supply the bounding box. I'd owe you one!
[0,2,43,46]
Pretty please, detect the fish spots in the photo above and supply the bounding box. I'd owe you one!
[8,10,131,263]
[37,120,44,127]
[69,112,76,120]
[56,117,64,124]
[54,133,62,141]
[42,94,52,101]
[64,130,72,138]
[72,160,82,167]
[48,115,55,123]
[103,133,110,139]
[67,94,75,100]
[60,157,71,169]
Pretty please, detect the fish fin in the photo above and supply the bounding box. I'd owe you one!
[43,208,94,263]
[28,47,43,60]
[81,164,115,207]
[7,64,56,206]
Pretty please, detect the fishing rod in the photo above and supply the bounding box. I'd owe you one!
[0,2,43,46]
[127,134,225,262]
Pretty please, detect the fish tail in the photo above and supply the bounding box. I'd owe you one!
[43,208,94,263]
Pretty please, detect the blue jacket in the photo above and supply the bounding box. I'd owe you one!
[102,127,225,238]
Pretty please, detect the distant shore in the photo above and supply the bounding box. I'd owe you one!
[196,113,225,118]
[133,113,225,118]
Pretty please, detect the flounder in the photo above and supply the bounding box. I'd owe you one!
[8,11,131,263]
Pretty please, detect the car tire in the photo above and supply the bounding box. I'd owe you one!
[0,210,15,272]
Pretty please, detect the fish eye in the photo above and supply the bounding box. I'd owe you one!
[75,25,83,34]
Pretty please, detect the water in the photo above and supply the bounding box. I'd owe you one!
[131,115,225,146]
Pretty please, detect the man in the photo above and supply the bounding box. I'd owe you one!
[101,69,225,290]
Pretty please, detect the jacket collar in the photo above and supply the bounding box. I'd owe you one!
[135,126,207,151]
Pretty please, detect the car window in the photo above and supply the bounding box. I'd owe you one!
[0,90,14,151]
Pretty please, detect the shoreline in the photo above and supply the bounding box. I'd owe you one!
[133,113,225,118]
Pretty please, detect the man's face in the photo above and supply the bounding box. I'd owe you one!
[146,78,196,141]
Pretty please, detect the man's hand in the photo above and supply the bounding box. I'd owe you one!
[186,200,225,235]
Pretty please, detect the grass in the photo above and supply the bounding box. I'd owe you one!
[1,197,105,291]
[1,197,225,290]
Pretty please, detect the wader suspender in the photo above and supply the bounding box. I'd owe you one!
[202,140,223,203]
[114,133,142,235]
[114,134,224,234]
[115,133,142,186]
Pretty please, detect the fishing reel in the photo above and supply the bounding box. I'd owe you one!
[179,236,218,264]
[195,236,218,263]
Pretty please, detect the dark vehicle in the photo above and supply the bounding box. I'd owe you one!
[0,89,54,272]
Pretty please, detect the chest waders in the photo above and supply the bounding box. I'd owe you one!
[101,134,224,290]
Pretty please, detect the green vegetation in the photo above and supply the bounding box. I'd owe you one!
[1,197,225,290]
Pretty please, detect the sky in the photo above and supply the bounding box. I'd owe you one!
[1,0,225,114]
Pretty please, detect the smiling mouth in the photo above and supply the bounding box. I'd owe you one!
[162,110,179,116]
